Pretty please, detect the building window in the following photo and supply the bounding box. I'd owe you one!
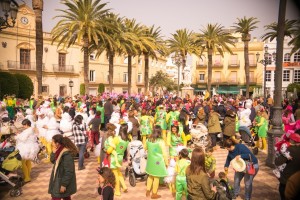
[294,52,300,62]
[230,55,238,66]
[124,56,128,64]
[58,53,66,70]
[89,70,95,82]
[214,71,221,82]
[294,70,300,83]
[138,73,142,83]
[138,58,142,65]
[229,71,237,82]
[283,70,290,82]
[59,85,67,97]
[20,49,30,69]
[199,74,205,81]
[214,55,222,66]
[249,54,256,66]
[123,73,128,83]
[42,85,49,94]
[265,70,271,82]
[266,53,272,65]
[284,53,290,62]
[90,53,96,60]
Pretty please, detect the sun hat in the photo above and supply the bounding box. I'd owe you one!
[231,158,246,172]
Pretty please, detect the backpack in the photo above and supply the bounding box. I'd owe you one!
[214,179,235,200]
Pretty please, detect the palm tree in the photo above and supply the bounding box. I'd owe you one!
[51,0,111,94]
[32,0,43,95]
[288,21,300,54]
[167,29,199,88]
[261,19,298,42]
[233,17,259,98]
[89,13,121,93]
[195,23,235,94]
[140,25,167,93]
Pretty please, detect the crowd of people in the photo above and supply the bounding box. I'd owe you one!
[0,92,300,200]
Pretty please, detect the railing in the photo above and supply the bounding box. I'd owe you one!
[53,64,74,73]
[228,60,240,67]
[7,60,45,71]
[212,62,223,68]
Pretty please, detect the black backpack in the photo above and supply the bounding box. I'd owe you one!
[214,179,235,200]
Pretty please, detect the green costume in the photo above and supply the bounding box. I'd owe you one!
[175,159,190,200]
[155,109,167,130]
[140,115,153,136]
[145,139,168,177]
[235,115,240,132]
[205,154,216,174]
[168,132,184,157]
[110,136,129,169]
[29,99,34,109]
[167,111,180,129]
[96,105,104,124]
[257,117,268,138]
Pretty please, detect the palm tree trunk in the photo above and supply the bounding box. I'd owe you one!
[128,55,132,95]
[207,48,213,94]
[32,0,43,95]
[144,53,149,92]
[83,37,89,95]
[182,54,186,84]
[244,34,251,98]
[108,51,114,93]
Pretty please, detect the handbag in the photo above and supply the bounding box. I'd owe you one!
[245,154,256,175]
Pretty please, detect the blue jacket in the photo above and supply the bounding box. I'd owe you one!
[224,144,258,168]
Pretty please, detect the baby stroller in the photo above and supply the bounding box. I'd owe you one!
[239,126,258,155]
[0,146,23,197]
[125,140,147,187]
[190,123,211,148]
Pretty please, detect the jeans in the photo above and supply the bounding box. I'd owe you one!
[76,143,86,169]
[234,163,259,200]
[104,115,111,130]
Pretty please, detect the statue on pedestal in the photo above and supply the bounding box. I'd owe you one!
[183,65,192,87]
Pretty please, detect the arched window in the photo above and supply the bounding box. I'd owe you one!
[284,53,290,62]
[294,52,300,62]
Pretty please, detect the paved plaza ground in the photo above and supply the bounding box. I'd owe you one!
[0,147,280,200]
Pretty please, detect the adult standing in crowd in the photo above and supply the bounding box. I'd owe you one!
[207,107,222,149]
[72,115,87,170]
[224,138,259,200]
[104,98,113,129]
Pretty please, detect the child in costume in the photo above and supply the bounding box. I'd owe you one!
[175,148,190,200]
[167,121,187,159]
[255,109,268,151]
[102,123,117,167]
[97,167,115,200]
[35,107,49,149]
[166,104,180,130]
[109,123,130,196]
[205,147,216,179]
[155,104,168,143]
[145,125,168,199]
[282,105,295,132]
[140,109,153,147]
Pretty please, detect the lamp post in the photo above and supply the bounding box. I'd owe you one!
[69,79,74,98]
[256,45,276,105]
[171,53,182,95]
[0,0,18,31]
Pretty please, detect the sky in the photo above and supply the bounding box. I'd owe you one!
[20,0,300,39]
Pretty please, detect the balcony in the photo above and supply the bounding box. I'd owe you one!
[7,60,45,71]
[196,78,206,84]
[228,60,240,68]
[196,61,207,68]
[212,62,223,68]
[53,64,74,73]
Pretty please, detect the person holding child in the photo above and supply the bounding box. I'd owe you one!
[175,148,190,200]
[97,167,115,200]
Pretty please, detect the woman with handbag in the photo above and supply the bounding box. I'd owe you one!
[223,138,259,200]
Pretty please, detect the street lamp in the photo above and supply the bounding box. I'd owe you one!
[256,45,276,105]
[0,0,18,31]
[171,53,182,95]
[69,79,74,97]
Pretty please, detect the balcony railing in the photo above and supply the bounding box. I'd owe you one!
[7,60,45,71]
[212,62,223,68]
[53,64,74,73]
[228,60,240,68]
[196,61,207,68]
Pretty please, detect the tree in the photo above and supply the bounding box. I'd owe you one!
[149,70,177,93]
[196,24,235,93]
[261,19,298,42]
[32,0,43,95]
[14,74,34,99]
[167,29,199,86]
[51,0,112,94]
[288,21,300,54]
[98,83,105,94]
[233,17,259,98]
[0,72,19,98]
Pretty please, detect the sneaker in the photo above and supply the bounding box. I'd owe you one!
[78,166,85,170]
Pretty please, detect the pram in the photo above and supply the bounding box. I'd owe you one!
[125,140,147,187]
[190,123,211,148]
[0,146,23,197]
[239,126,258,155]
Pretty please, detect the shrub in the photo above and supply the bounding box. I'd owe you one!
[14,73,33,99]
[80,83,85,95]
[98,83,105,94]
[0,72,19,99]
[287,83,300,93]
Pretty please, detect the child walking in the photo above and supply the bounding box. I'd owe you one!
[97,167,115,200]
[175,148,190,200]
[205,147,216,179]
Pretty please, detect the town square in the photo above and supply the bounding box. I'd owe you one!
[0,0,300,200]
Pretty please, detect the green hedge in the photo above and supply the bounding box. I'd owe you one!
[14,73,34,99]
[0,72,19,99]
[98,83,105,94]
[80,83,85,95]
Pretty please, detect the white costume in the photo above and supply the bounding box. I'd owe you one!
[60,112,73,138]
[25,109,35,128]
[15,127,39,160]
[238,101,252,127]
[45,111,60,142]
[35,108,49,139]
[110,111,121,135]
